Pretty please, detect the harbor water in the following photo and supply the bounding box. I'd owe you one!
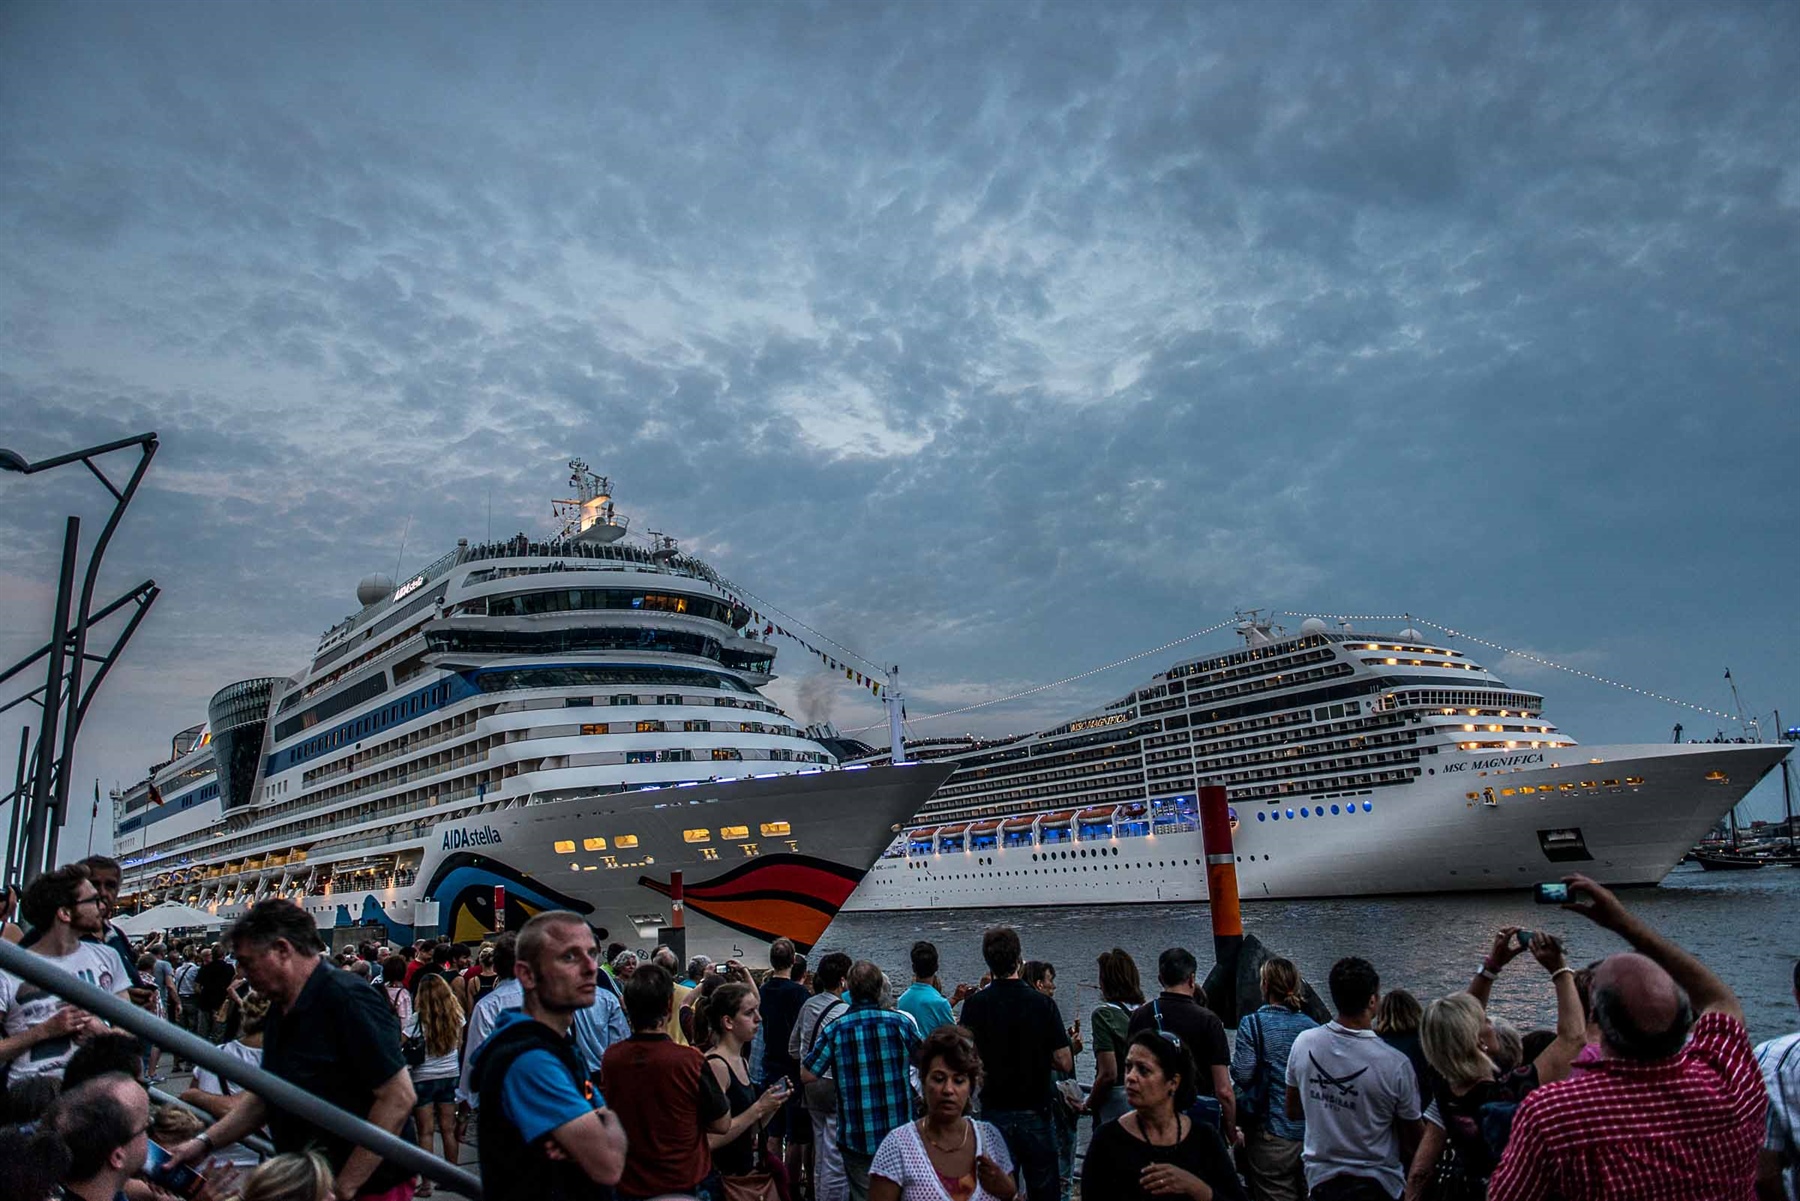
[820,862,1800,1054]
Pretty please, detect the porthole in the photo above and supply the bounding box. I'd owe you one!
[1362,801,1373,812]
[1257,812,1266,822]
[1299,807,1309,818]
[1330,804,1340,815]
[1285,809,1295,819]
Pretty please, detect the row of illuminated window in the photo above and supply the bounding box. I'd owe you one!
[1472,778,1644,799]
[612,747,826,764]
[577,718,796,736]
[553,834,642,853]
[1256,800,1375,820]
[1363,657,1478,672]
[1456,741,1571,751]
[471,585,737,626]
[1384,689,1543,714]
[553,821,793,854]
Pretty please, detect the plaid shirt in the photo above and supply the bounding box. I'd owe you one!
[803,1000,921,1155]
[1489,1011,1768,1201]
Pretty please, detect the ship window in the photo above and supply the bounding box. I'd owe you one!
[721,825,749,840]
[615,835,639,849]
[1330,804,1340,814]
[1625,776,1644,786]
[1285,809,1295,819]
[637,720,665,733]
[580,724,608,736]
[685,720,711,732]
[1558,783,1575,792]
[554,840,576,854]
[761,821,791,837]
[713,749,743,761]
[612,694,638,706]
[583,837,607,852]
[1501,788,1516,797]
[684,828,712,843]
[1362,802,1373,811]
[1704,770,1727,782]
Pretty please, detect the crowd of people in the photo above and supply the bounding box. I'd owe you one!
[2,856,1798,1201]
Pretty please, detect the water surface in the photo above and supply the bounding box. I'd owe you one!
[820,862,1800,1055]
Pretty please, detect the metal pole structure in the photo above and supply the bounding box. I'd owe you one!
[50,436,158,863]
[886,666,907,765]
[0,938,482,1196]
[5,725,30,884]
[5,739,41,887]
[23,515,79,884]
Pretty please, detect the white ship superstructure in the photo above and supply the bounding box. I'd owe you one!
[116,464,949,955]
[846,615,1789,911]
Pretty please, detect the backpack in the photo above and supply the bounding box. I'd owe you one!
[1234,1013,1268,1129]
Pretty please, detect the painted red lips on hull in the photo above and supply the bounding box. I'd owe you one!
[638,854,863,951]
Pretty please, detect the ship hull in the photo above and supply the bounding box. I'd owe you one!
[213,764,949,959]
[844,743,1786,910]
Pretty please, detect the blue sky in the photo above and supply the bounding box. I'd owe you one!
[2,1,1796,855]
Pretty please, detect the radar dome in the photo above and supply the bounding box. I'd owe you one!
[1399,627,1423,642]
[356,574,396,607]
[1300,617,1328,635]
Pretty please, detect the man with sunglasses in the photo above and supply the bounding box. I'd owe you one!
[0,865,134,1080]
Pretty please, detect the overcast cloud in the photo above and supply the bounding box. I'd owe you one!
[2,0,1796,852]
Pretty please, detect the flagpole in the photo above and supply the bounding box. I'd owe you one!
[85,777,98,857]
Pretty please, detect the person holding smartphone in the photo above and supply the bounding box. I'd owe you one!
[702,982,793,1195]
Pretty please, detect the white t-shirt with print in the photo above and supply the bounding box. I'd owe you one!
[1286,1020,1423,1197]
[0,941,134,1079]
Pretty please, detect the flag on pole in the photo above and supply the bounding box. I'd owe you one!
[91,778,100,822]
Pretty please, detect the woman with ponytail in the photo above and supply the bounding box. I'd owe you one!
[1230,958,1315,1201]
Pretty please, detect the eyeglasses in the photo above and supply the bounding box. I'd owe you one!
[72,895,104,908]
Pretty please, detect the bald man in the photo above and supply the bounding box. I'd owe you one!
[1488,874,1767,1201]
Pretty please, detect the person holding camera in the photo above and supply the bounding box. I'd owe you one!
[1488,874,1768,1201]
[1403,927,1584,1199]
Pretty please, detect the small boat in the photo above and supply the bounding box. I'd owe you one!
[1693,849,1766,871]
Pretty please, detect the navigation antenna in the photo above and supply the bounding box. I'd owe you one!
[1723,668,1761,741]
[553,459,628,544]
[647,532,679,562]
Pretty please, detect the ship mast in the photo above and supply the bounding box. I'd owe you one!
[885,666,906,765]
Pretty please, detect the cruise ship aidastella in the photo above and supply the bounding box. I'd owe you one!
[114,464,950,958]
[842,615,1791,912]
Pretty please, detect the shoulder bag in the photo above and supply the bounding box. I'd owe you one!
[800,998,846,1114]
[705,1052,779,1201]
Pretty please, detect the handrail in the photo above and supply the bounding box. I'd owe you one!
[0,939,481,1196]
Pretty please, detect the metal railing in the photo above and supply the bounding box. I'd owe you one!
[0,939,481,1197]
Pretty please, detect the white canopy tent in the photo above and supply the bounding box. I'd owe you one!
[114,901,226,935]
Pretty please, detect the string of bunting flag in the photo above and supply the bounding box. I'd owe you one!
[714,576,892,697]
[848,616,1244,732]
[1279,611,1739,722]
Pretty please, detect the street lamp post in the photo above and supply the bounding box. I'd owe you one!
[0,432,158,883]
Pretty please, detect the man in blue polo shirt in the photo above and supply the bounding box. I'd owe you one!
[472,911,626,1201]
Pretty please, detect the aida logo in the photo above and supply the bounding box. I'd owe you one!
[442,826,504,850]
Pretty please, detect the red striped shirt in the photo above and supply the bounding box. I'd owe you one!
[1489,1011,1767,1201]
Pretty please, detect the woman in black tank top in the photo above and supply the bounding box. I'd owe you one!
[701,982,793,1179]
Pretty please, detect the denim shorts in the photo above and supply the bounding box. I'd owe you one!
[413,1076,457,1106]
